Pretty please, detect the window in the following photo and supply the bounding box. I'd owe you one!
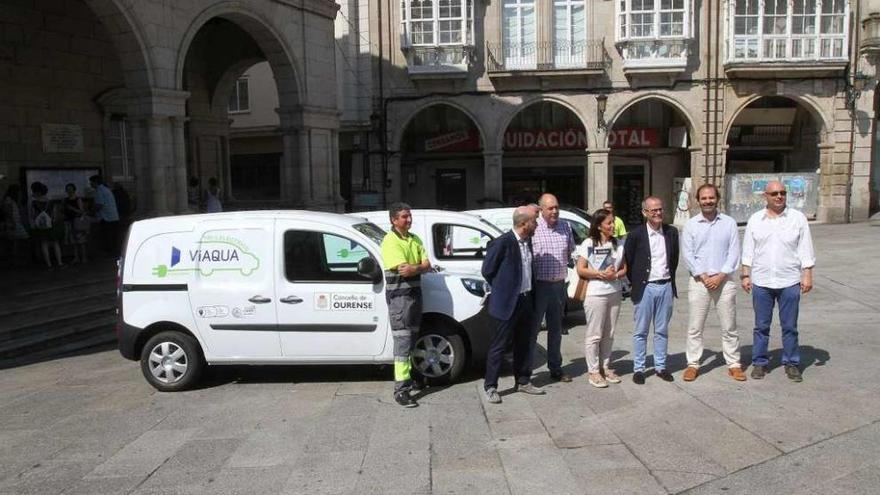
[227,77,249,113]
[562,219,589,245]
[553,0,586,67]
[503,0,537,69]
[730,0,848,61]
[107,116,134,180]
[284,230,376,282]
[617,0,691,64]
[401,0,474,70]
[431,224,495,259]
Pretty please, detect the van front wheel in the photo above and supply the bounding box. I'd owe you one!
[140,331,204,392]
[412,326,466,385]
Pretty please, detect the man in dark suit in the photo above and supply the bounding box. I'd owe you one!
[624,196,680,384]
[481,206,545,404]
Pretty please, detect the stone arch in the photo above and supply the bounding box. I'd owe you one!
[496,95,594,150]
[86,0,154,89]
[175,3,303,109]
[393,100,488,152]
[723,93,832,145]
[604,92,701,149]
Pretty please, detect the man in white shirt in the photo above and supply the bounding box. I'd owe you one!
[741,181,815,382]
[681,184,745,382]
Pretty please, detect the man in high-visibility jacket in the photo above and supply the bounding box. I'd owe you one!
[380,203,431,408]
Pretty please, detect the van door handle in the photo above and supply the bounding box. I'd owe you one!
[280,296,303,304]
[248,295,272,304]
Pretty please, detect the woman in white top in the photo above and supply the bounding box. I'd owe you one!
[204,177,222,213]
[575,208,627,388]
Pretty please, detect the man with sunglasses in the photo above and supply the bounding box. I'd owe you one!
[624,196,679,384]
[741,181,815,382]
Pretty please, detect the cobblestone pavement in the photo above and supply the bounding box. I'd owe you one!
[0,223,878,495]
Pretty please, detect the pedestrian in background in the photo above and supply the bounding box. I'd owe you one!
[204,177,222,213]
[187,176,200,212]
[576,208,627,388]
[63,183,89,264]
[602,200,628,244]
[741,180,815,382]
[482,206,545,404]
[681,184,745,382]
[531,193,575,383]
[2,184,29,267]
[29,182,64,270]
[89,175,120,258]
[380,202,431,408]
[624,196,679,384]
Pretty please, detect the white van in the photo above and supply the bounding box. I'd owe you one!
[468,207,591,300]
[117,211,492,391]
[355,209,504,273]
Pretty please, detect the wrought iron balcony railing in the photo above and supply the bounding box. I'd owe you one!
[486,39,608,72]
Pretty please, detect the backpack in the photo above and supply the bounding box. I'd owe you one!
[33,201,52,230]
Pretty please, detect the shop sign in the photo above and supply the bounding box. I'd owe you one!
[608,128,659,148]
[423,131,480,152]
[503,128,588,150]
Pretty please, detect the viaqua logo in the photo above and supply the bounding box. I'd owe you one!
[152,237,260,278]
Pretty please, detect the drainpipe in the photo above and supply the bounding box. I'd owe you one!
[845,0,861,223]
[377,0,387,208]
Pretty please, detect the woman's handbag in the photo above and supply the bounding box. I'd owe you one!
[573,278,588,302]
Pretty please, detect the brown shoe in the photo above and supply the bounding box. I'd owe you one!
[683,366,699,382]
[551,371,572,383]
[728,367,747,381]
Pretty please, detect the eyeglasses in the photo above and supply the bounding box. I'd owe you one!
[643,208,663,214]
[766,191,787,197]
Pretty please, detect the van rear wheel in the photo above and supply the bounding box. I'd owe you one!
[140,331,204,392]
[412,326,466,385]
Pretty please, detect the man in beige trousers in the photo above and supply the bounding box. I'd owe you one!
[680,184,746,382]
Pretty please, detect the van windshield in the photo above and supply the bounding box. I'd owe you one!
[353,222,386,246]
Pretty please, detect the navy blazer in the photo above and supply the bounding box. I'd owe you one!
[624,223,679,304]
[481,231,533,321]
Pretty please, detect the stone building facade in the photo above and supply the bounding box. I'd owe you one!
[0,0,342,216]
[347,0,880,223]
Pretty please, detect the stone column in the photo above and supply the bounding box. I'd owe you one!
[145,117,171,216]
[483,151,503,204]
[171,117,188,213]
[817,142,844,222]
[278,106,341,210]
[689,146,705,216]
[279,129,301,206]
[386,152,402,205]
[587,148,611,212]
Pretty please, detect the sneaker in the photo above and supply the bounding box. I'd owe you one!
[728,367,747,381]
[632,371,646,385]
[588,372,608,388]
[656,370,674,382]
[683,366,699,382]
[485,387,502,404]
[603,369,622,384]
[394,390,418,408]
[550,371,572,383]
[516,383,546,395]
[750,365,766,380]
[784,365,803,383]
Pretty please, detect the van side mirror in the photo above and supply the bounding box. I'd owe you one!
[357,257,383,283]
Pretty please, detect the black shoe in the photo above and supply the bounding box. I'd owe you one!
[632,371,645,385]
[394,390,418,408]
[410,377,427,394]
[550,371,573,383]
[784,365,803,383]
[656,370,674,382]
[751,365,767,380]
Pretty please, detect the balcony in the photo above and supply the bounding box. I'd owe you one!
[618,39,691,74]
[862,12,880,55]
[486,40,608,76]
[403,45,475,78]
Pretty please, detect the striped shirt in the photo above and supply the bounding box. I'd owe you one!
[531,215,574,282]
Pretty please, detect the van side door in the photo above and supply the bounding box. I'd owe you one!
[425,214,498,272]
[275,221,389,358]
[186,219,281,358]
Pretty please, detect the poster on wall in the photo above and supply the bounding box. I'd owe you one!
[23,168,100,204]
[41,124,84,153]
[673,177,692,227]
[725,173,818,223]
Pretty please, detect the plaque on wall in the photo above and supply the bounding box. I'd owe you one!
[41,124,84,153]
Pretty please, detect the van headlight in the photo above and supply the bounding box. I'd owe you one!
[461,278,488,297]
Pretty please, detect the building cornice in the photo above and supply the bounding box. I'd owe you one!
[272,0,339,20]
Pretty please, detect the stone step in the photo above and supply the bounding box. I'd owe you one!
[0,301,116,342]
[9,275,115,300]
[1,285,116,318]
[0,313,117,361]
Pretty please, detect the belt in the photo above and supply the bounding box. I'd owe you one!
[648,279,671,285]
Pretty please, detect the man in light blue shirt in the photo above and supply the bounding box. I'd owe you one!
[89,175,120,257]
[680,184,745,382]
